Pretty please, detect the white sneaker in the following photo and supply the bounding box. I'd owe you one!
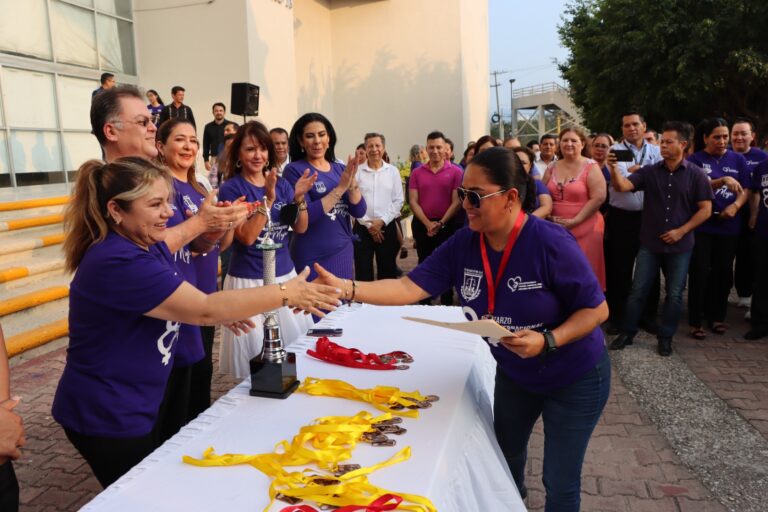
[738,297,751,308]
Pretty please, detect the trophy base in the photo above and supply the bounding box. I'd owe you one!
[248,352,300,399]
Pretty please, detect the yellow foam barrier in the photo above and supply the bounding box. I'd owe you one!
[0,286,69,317]
[0,267,29,283]
[0,214,64,231]
[0,196,69,212]
[6,319,69,358]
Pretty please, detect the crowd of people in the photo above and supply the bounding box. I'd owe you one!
[0,75,766,512]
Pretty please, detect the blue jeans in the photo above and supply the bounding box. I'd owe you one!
[494,350,611,512]
[621,246,692,339]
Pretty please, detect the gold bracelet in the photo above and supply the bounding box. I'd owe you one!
[341,279,349,300]
[256,205,269,217]
[297,199,307,211]
[351,280,357,302]
[279,283,289,307]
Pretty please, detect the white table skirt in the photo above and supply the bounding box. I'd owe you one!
[82,304,524,511]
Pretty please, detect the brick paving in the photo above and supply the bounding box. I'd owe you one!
[6,238,765,511]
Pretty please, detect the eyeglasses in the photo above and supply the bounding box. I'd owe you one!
[112,117,153,130]
[457,187,508,208]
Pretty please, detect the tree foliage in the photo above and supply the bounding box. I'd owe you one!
[558,0,768,138]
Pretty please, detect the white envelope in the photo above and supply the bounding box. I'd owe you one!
[402,316,514,339]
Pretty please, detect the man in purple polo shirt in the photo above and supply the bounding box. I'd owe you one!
[409,131,463,305]
[607,122,713,356]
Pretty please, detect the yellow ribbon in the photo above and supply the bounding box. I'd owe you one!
[183,410,436,511]
[297,377,433,418]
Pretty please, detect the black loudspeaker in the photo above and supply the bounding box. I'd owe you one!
[231,82,260,117]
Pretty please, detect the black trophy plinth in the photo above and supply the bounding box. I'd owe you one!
[249,351,300,399]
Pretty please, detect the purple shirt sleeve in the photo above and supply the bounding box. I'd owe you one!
[407,232,459,298]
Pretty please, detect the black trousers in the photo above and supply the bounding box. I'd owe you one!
[155,365,192,444]
[688,231,738,327]
[65,427,158,488]
[188,325,215,422]
[353,222,400,281]
[412,216,456,305]
[0,460,18,511]
[734,213,754,297]
[750,236,768,330]
[604,207,659,324]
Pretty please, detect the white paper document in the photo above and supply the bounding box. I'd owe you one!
[402,316,513,339]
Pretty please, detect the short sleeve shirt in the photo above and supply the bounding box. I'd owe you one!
[408,217,606,392]
[52,232,184,437]
[686,150,750,236]
[219,173,296,279]
[408,161,463,219]
[752,160,768,240]
[629,160,713,253]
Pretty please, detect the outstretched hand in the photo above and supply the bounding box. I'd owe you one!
[285,266,342,317]
[197,189,249,232]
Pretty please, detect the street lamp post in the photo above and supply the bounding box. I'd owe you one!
[509,78,517,138]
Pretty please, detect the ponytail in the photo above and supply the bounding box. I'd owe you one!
[521,171,537,213]
[63,157,172,272]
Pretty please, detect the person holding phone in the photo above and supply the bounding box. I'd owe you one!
[685,118,750,339]
[605,112,663,335]
[608,122,712,356]
[314,147,610,512]
[217,121,317,378]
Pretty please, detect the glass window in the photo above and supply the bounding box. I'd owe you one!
[0,0,53,60]
[9,131,63,173]
[51,1,98,68]
[96,0,133,19]
[96,14,136,74]
[62,132,100,170]
[58,75,96,130]
[2,68,58,129]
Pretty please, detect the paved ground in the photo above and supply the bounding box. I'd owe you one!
[7,239,767,511]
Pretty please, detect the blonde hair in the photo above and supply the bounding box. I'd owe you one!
[63,157,172,272]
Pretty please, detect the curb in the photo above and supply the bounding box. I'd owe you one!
[6,318,68,357]
[0,259,66,283]
[0,196,69,212]
[0,214,64,231]
[0,286,70,316]
[0,233,65,256]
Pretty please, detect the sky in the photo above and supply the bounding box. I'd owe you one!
[488,0,571,119]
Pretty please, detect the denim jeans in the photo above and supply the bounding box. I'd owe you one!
[494,350,611,512]
[621,246,692,339]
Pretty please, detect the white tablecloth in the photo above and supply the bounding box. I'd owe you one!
[82,305,524,511]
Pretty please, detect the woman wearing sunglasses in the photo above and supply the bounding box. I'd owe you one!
[313,147,610,511]
[542,128,607,290]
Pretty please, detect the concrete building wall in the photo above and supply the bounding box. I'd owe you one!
[458,0,490,148]
[133,0,250,128]
[293,0,336,122]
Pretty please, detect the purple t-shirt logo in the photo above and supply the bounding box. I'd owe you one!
[157,320,181,365]
[460,269,483,301]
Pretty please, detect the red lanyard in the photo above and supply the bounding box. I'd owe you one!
[479,210,525,317]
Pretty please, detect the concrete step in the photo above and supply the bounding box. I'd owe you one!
[0,203,65,222]
[1,296,68,339]
[0,243,66,269]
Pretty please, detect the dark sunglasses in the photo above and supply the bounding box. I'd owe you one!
[457,187,508,208]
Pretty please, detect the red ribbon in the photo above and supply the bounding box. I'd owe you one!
[279,493,404,512]
[479,209,525,317]
[307,338,412,370]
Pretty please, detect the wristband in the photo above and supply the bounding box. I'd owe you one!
[279,283,289,308]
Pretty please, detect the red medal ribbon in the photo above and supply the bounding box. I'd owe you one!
[279,493,404,511]
[307,337,412,370]
[479,209,526,317]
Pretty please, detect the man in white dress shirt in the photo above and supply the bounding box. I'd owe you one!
[353,132,405,281]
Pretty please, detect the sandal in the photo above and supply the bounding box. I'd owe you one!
[711,322,727,335]
[689,328,706,340]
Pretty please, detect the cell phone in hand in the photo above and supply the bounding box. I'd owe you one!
[611,149,634,162]
[307,328,343,337]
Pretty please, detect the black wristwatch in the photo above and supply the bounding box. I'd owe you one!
[540,329,558,358]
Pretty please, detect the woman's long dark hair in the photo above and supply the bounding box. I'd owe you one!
[470,147,536,212]
[222,120,277,181]
[147,89,164,105]
[288,113,337,163]
[694,117,728,153]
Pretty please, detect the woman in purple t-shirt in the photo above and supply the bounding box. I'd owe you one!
[146,89,164,127]
[217,121,317,378]
[53,157,340,488]
[283,113,367,281]
[314,147,610,511]
[686,118,750,338]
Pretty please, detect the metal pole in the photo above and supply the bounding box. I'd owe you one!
[509,78,516,138]
[494,80,504,140]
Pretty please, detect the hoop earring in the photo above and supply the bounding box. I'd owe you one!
[236,160,242,168]
[265,161,270,169]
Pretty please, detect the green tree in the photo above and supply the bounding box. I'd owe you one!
[559,0,768,138]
